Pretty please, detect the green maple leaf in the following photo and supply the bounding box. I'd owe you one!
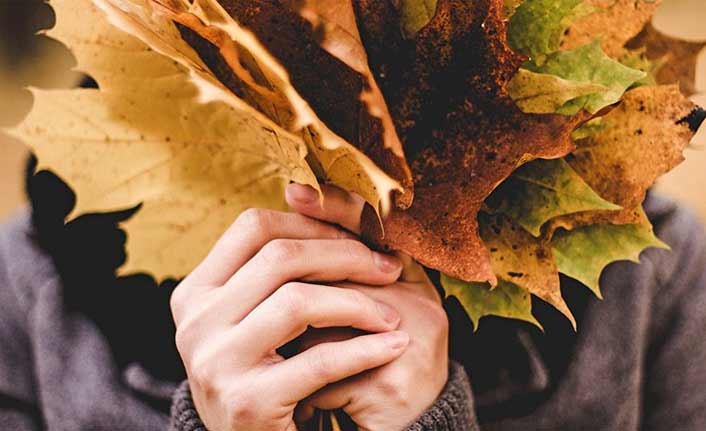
[399,0,438,38]
[552,222,669,298]
[525,41,646,114]
[507,68,608,114]
[486,158,620,237]
[442,275,542,331]
[508,0,594,63]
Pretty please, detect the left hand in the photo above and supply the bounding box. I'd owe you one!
[285,184,450,431]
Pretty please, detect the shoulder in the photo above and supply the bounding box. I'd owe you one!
[643,193,706,290]
[0,210,59,315]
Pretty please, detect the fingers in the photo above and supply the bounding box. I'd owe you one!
[221,239,402,317]
[184,208,352,287]
[286,183,366,235]
[233,283,401,359]
[295,380,357,424]
[268,331,409,405]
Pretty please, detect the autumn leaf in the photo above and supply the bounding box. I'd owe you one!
[525,41,646,114]
[356,0,587,283]
[103,0,403,215]
[5,0,322,278]
[561,0,661,58]
[398,0,439,38]
[442,275,542,330]
[288,0,415,207]
[479,213,575,328]
[552,221,669,298]
[569,85,696,212]
[507,0,595,63]
[507,68,609,114]
[626,23,706,96]
[486,158,620,237]
[618,47,661,88]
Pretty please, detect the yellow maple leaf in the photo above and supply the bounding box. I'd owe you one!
[7,0,319,279]
[101,0,401,215]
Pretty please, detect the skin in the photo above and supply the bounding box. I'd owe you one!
[170,184,449,431]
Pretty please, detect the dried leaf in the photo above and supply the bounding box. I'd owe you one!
[486,158,619,237]
[289,0,415,207]
[10,1,318,279]
[508,68,608,114]
[525,41,646,114]
[552,221,669,298]
[561,0,661,58]
[626,23,706,96]
[508,0,594,63]
[479,213,575,328]
[107,0,402,214]
[357,0,586,283]
[569,85,696,211]
[442,275,542,330]
[398,0,439,38]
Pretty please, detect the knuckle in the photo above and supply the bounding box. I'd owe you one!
[236,208,273,235]
[260,239,303,265]
[188,352,218,392]
[376,369,408,402]
[277,282,310,316]
[225,387,260,425]
[345,289,375,316]
[307,346,334,383]
[415,296,449,333]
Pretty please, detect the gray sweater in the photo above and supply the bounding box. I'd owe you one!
[1,193,705,430]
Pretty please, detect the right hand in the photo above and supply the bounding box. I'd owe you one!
[170,202,410,431]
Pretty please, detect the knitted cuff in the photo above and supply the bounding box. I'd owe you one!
[170,380,206,431]
[404,361,479,431]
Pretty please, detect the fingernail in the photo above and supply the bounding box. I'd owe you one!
[385,331,409,350]
[377,301,400,325]
[286,183,318,204]
[373,252,402,273]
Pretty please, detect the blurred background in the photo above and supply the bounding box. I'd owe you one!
[1,0,705,222]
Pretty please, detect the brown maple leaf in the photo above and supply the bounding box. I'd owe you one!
[356,0,587,283]
[176,0,414,207]
[550,85,697,232]
[561,0,661,58]
[626,23,706,96]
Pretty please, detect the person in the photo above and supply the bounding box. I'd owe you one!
[1,168,705,430]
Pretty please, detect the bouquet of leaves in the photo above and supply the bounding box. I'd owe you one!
[8,0,705,333]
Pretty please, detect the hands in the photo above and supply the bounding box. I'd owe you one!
[170,194,409,430]
[170,184,449,431]
[288,185,449,431]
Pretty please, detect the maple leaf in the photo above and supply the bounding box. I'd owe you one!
[355,0,587,283]
[507,68,608,114]
[486,158,620,237]
[171,0,412,212]
[101,0,403,215]
[442,275,542,331]
[285,0,415,207]
[398,0,439,38]
[479,213,575,328]
[7,0,318,278]
[524,41,646,115]
[561,0,661,58]
[626,23,706,96]
[507,0,595,63]
[552,220,669,298]
[564,85,696,225]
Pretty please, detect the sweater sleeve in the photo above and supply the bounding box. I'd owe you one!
[641,208,706,430]
[0,227,42,430]
[169,361,478,431]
